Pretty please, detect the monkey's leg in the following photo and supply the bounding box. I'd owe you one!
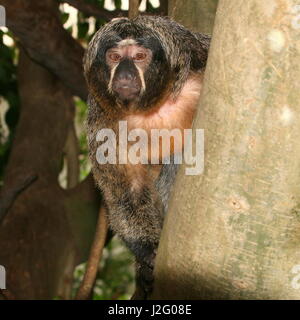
[116,207,162,298]
[103,182,163,298]
[130,162,179,299]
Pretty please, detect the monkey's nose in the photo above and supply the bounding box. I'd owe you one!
[117,70,135,82]
[111,59,142,101]
[116,75,136,90]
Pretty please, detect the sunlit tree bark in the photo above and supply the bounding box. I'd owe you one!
[169,0,218,34]
[152,0,300,299]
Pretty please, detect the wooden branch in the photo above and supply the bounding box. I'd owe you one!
[75,206,108,300]
[129,0,140,19]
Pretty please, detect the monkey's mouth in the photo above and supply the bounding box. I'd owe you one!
[113,81,141,101]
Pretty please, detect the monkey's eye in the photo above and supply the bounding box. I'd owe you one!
[109,53,122,62]
[134,52,147,61]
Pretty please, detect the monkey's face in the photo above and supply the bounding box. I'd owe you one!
[106,40,152,102]
[85,19,172,111]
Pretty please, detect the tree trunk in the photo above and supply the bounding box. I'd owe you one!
[152,0,300,299]
[0,49,99,300]
[169,0,218,34]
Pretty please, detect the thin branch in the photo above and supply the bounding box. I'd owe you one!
[75,206,108,300]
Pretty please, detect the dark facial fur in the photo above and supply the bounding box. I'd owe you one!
[84,16,210,299]
[85,18,172,111]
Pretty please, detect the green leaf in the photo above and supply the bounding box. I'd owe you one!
[114,0,122,10]
[60,12,70,25]
[78,22,89,39]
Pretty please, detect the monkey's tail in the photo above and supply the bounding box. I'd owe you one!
[75,206,108,300]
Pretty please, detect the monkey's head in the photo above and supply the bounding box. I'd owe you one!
[84,16,209,111]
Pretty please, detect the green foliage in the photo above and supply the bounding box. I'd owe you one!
[78,21,90,40]
[146,0,157,13]
[114,0,122,10]
[86,0,105,6]
[60,12,70,25]
[72,237,135,300]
